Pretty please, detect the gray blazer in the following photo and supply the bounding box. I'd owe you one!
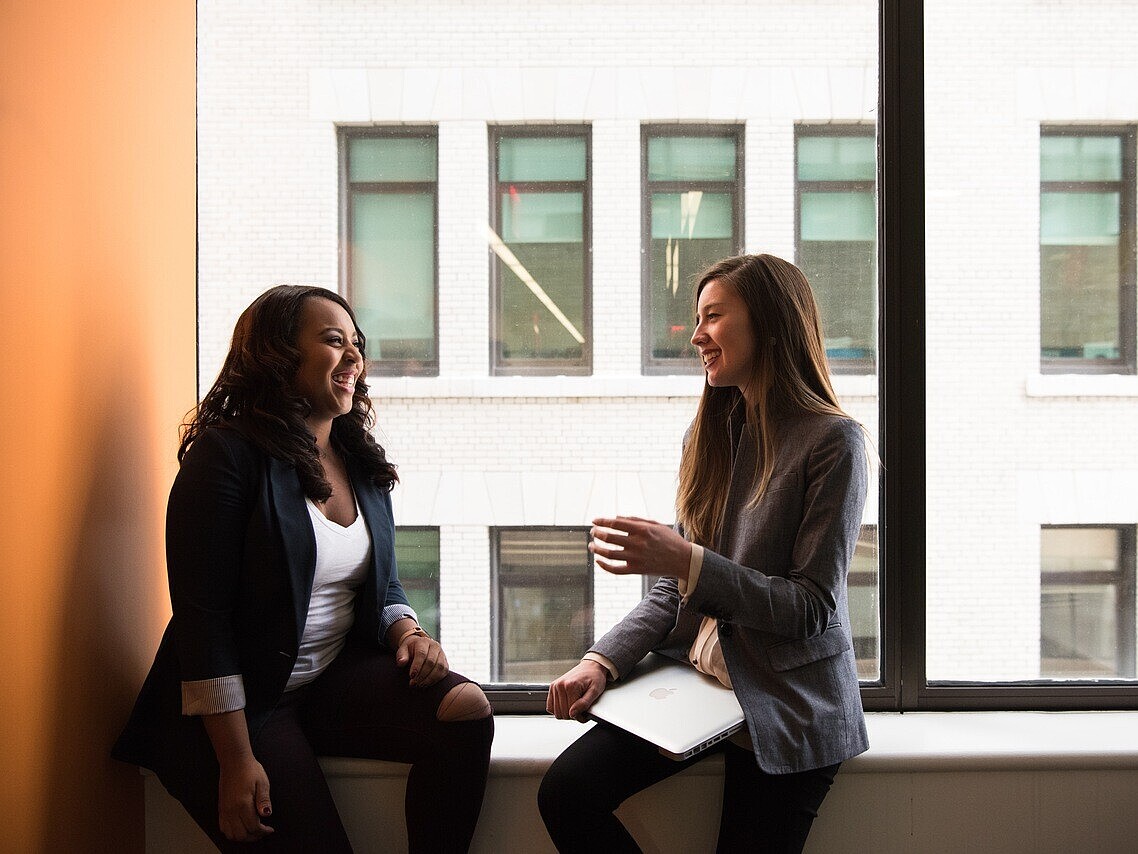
[591,412,869,774]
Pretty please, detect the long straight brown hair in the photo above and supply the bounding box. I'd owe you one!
[676,254,850,547]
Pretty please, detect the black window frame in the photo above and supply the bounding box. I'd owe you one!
[338,126,440,377]
[640,124,745,376]
[489,125,593,376]
[491,0,1138,713]
[794,122,878,376]
[1039,124,1137,375]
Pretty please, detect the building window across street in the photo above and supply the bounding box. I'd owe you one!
[492,528,593,683]
[1041,525,1136,679]
[795,125,877,374]
[341,128,439,376]
[1040,126,1137,373]
[642,126,743,374]
[490,127,591,375]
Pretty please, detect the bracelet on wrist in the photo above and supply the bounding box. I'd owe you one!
[397,625,427,646]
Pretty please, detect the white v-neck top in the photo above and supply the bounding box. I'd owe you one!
[285,494,372,690]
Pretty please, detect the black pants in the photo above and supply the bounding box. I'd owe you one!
[174,642,494,853]
[538,722,838,854]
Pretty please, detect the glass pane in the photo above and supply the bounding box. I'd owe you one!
[798,239,876,364]
[501,191,583,243]
[797,135,876,181]
[849,526,880,680]
[1041,528,1124,678]
[649,237,733,360]
[650,192,733,240]
[1041,192,1121,245]
[498,530,592,682]
[1041,136,1123,182]
[927,5,1137,685]
[497,191,585,362]
[349,136,437,182]
[647,136,735,181]
[801,192,875,242]
[351,191,435,363]
[395,529,440,639]
[498,137,586,182]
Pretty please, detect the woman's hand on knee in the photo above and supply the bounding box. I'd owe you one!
[396,633,450,687]
[547,660,608,722]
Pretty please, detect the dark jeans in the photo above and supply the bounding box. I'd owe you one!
[174,642,494,853]
[538,722,838,854]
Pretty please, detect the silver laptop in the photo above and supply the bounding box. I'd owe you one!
[587,652,745,761]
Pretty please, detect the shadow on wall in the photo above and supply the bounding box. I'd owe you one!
[41,319,173,852]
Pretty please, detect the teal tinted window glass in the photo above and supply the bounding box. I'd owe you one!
[647,137,735,182]
[650,192,732,240]
[1041,136,1123,182]
[351,192,435,362]
[395,529,440,639]
[801,191,876,241]
[498,137,586,182]
[349,137,437,182]
[500,191,583,243]
[1041,192,1121,245]
[797,135,876,181]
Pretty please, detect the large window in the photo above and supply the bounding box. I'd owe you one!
[1041,526,1136,679]
[642,126,743,373]
[490,128,591,375]
[341,129,438,376]
[795,125,877,374]
[1040,127,1136,373]
[492,528,593,683]
[395,528,441,640]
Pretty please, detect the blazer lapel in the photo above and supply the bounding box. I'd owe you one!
[266,455,317,641]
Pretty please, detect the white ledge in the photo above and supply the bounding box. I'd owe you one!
[1026,373,1138,397]
[366,373,879,400]
[315,711,1138,780]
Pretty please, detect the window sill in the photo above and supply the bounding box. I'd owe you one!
[316,710,1138,778]
[1027,373,1138,397]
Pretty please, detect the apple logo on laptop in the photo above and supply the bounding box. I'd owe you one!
[649,687,677,700]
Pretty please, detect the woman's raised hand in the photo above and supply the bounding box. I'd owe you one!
[589,516,691,582]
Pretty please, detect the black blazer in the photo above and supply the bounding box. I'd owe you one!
[113,424,412,793]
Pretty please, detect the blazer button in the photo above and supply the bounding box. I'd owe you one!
[719,623,733,638]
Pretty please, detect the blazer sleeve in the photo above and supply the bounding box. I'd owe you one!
[165,429,258,700]
[589,575,688,678]
[684,418,868,640]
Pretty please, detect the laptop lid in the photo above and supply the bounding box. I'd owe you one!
[587,652,745,761]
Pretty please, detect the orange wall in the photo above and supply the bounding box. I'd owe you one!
[0,2,195,851]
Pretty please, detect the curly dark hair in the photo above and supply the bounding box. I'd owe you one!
[179,285,398,498]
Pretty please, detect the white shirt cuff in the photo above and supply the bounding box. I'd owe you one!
[582,651,619,681]
[677,543,704,603]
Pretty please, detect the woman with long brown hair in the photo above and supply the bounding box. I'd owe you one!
[114,285,493,852]
[540,254,869,853]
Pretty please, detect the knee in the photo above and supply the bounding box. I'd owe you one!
[436,682,492,722]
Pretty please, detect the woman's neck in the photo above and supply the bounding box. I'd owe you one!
[307,417,333,454]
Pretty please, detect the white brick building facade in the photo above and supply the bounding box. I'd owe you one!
[197,0,1137,684]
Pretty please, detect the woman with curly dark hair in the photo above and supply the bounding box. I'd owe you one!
[114,286,493,852]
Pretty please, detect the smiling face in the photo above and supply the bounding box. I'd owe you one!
[691,278,758,400]
[292,297,363,432]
